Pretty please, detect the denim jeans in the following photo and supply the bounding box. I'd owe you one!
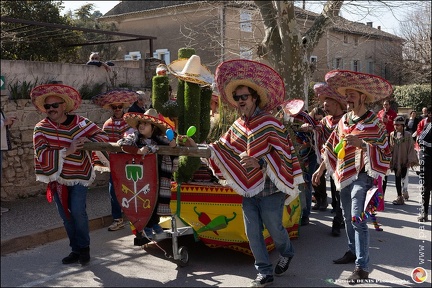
[242,192,294,275]
[54,184,90,252]
[109,174,122,219]
[340,172,373,272]
[302,152,318,218]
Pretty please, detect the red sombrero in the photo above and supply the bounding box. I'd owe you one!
[123,109,173,133]
[281,99,304,116]
[168,55,214,86]
[325,70,393,103]
[92,89,139,109]
[30,84,81,113]
[215,59,285,112]
[313,82,347,109]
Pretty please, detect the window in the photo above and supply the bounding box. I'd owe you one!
[153,49,170,64]
[353,60,360,72]
[367,61,374,74]
[240,10,252,32]
[310,56,317,64]
[343,35,348,44]
[334,58,343,69]
[240,46,253,60]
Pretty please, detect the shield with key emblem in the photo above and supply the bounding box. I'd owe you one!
[110,153,158,233]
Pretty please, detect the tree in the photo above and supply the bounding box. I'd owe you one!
[0,0,80,62]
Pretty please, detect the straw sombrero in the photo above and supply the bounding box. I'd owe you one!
[123,109,173,133]
[92,89,138,109]
[215,59,285,112]
[281,99,304,116]
[168,55,214,86]
[313,82,346,109]
[325,70,393,103]
[30,84,81,113]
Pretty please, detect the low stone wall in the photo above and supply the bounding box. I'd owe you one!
[1,98,110,201]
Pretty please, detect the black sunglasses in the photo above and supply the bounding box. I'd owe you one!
[233,94,251,101]
[111,105,123,110]
[43,102,65,110]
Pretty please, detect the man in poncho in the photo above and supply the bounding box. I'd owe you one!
[207,59,304,287]
[312,70,392,284]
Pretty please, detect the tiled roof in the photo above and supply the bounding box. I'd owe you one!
[103,1,402,41]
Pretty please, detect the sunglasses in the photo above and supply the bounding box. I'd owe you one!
[233,94,251,101]
[43,102,64,110]
[111,105,123,110]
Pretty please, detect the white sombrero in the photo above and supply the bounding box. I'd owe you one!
[168,55,214,86]
[215,59,286,112]
[325,70,393,103]
[30,84,81,113]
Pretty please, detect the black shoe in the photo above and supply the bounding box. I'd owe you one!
[301,216,310,226]
[79,247,90,265]
[331,226,341,237]
[250,273,274,287]
[418,214,429,222]
[347,267,369,284]
[312,202,320,210]
[333,250,356,264]
[319,201,328,211]
[62,252,80,264]
[274,256,293,276]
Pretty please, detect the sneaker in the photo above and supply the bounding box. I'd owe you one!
[108,218,125,231]
[301,216,309,226]
[143,227,153,239]
[403,191,409,200]
[333,250,356,264]
[62,252,80,264]
[152,224,164,234]
[274,256,293,276]
[312,202,320,210]
[418,214,429,222]
[250,273,274,287]
[347,267,369,284]
[392,196,404,205]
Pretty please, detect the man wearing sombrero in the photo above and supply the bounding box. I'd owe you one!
[31,84,109,265]
[312,70,392,283]
[92,89,138,232]
[185,59,304,287]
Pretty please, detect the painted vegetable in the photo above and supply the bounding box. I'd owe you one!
[197,212,237,233]
[194,206,218,235]
[337,140,347,159]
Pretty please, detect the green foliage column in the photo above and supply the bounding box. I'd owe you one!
[152,75,170,114]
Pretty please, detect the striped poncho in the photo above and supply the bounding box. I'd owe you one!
[208,109,304,203]
[33,115,109,186]
[322,110,391,190]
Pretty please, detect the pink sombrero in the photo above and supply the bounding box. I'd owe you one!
[168,55,214,86]
[123,109,173,133]
[281,99,304,116]
[92,89,139,109]
[325,70,393,103]
[30,84,81,113]
[215,59,285,112]
[313,82,347,109]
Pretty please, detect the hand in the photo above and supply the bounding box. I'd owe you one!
[312,163,325,186]
[138,147,150,155]
[239,155,260,170]
[67,137,88,155]
[345,134,362,148]
[4,115,17,126]
[177,135,197,147]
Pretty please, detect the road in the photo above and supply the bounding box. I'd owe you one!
[1,172,431,287]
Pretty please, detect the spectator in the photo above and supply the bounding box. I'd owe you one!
[183,59,304,287]
[86,52,112,72]
[30,84,109,265]
[421,107,428,119]
[1,110,17,215]
[128,91,150,113]
[92,90,139,231]
[405,110,420,139]
[312,70,392,284]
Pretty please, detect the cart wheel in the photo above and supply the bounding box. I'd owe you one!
[177,246,189,267]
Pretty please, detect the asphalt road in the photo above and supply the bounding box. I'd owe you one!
[1,172,431,287]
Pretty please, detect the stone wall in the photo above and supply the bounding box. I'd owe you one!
[0,59,158,201]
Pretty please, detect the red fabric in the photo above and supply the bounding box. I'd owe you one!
[377,108,397,134]
[47,182,70,219]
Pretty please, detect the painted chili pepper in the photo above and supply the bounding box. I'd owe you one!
[194,206,218,235]
[197,212,237,233]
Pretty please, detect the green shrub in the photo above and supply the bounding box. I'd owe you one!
[393,84,431,112]
[8,79,39,100]
[79,83,105,100]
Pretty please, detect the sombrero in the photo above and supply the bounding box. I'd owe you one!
[123,109,173,133]
[168,55,214,86]
[30,84,81,113]
[215,59,285,112]
[313,82,346,109]
[325,70,393,103]
[92,89,138,109]
[281,99,304,116]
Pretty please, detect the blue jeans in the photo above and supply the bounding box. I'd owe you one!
[109,174,122,219]
[242,192,295,275]
[302,152,318,218]
[54,184,90,252]
[340,172,373,272]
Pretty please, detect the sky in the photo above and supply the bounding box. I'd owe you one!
[61,1,413,36]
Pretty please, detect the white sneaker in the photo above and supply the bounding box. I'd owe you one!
[108,218,125,231]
